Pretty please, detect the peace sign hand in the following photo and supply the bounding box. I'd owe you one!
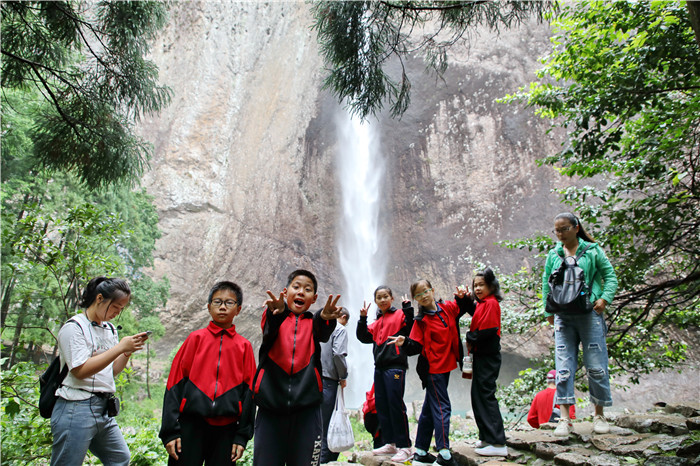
[320,294,342,320]
[360,301,372,317]
[265,289,286,315]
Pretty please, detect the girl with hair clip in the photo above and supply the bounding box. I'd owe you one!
[465,267,508,457]
[51,277,149,466]
[543,213,618,438]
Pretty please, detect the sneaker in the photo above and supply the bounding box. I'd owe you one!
[372,443,397,456]
[390,447,413,463]
[475,444,508,457]
[475,440,488,448]
[593,414,610,434]
[412,451,437,466]
[554,418,573,437]
[435,454,458,466]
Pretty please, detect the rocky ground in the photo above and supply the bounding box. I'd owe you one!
[328,402,700,466]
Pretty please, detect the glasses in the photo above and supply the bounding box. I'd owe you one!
[413,288,433,300]
[211,299,238,308]
[553,226,574,234]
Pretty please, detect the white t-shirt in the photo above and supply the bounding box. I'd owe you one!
[56,313,119,400]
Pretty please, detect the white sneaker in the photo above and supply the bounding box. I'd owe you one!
[372,443,397,456]
[475,445,508,457]
[554,418,573,437]
[593,414,610,434]
[475,440,488,448]
[390,447,413,463]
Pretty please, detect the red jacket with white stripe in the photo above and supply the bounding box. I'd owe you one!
[160,322,256,447]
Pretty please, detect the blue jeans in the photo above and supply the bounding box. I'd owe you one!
[51,397,130,466]
[554,311,613,407]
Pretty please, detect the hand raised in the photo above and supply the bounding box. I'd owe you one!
[401,294,411,304]
[454,285,470,299]
[320,294,342,320]
[264,289,286,315]
[360,301,371,317]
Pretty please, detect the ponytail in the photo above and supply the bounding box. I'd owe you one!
[79,277,131,308]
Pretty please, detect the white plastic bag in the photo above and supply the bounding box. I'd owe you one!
[327,386,355,453]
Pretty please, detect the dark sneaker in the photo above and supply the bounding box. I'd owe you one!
[435,454,458,466]
[412,451,437,466]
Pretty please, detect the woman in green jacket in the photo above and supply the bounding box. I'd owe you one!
[542,213,618,438]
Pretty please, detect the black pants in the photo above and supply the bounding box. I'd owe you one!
[471,352,506,445]
[363,412,383,449]
[254,405,322,466]
[168,415,238,466]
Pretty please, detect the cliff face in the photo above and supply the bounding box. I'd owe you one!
[139,3,564,350]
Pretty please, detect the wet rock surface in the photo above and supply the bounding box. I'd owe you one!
[324,402,700,465]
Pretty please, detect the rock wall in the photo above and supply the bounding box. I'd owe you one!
[139,2,565,350]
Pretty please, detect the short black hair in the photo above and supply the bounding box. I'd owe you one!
[208,281,243,306]
[287,269,318,293]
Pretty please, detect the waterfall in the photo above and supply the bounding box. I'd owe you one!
[336,111,385,409]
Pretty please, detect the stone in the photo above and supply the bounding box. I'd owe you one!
[664,403,700,418]
[643,457,691,466]
[589,434,648,452]
[686,417,700,431]
[506,430,569,450]
[553,451,620,466]
[677,439,700,458]
[531,441,569,460]
[616,414,690,436]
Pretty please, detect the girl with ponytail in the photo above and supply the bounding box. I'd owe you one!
[465,267,508,457]
[51,277,149,466]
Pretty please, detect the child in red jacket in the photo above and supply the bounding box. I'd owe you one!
[252,269,342,466]
[465,268,507,457]
[160,281,256,465]
[357,286,413,462]
[389,279,473,466]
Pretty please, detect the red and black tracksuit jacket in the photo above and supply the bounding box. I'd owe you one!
[404,296,474,387]
[252,305,336,413]
[356,303,414,370]
[466,294,501,355]
[159,322,257,448]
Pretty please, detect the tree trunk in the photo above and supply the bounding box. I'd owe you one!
[146,340,152,399]
[688,1,700,49]
[8,297,29,367]
[1,277,16,328]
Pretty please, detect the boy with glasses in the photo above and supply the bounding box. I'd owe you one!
[160,281,256,465]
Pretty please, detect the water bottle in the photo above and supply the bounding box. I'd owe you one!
[462,355,473,379]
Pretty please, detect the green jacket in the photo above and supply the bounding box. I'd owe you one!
[542,238,618,317]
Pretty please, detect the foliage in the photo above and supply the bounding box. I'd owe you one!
[311,0,555,119]
[1,357,169,465]
[1,0,171,189]
[499,0,700,387]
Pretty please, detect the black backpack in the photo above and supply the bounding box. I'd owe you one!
[39,319,80,418]
[545,244,597,314]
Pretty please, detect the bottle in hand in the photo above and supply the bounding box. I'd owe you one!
[462,355,473,379]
